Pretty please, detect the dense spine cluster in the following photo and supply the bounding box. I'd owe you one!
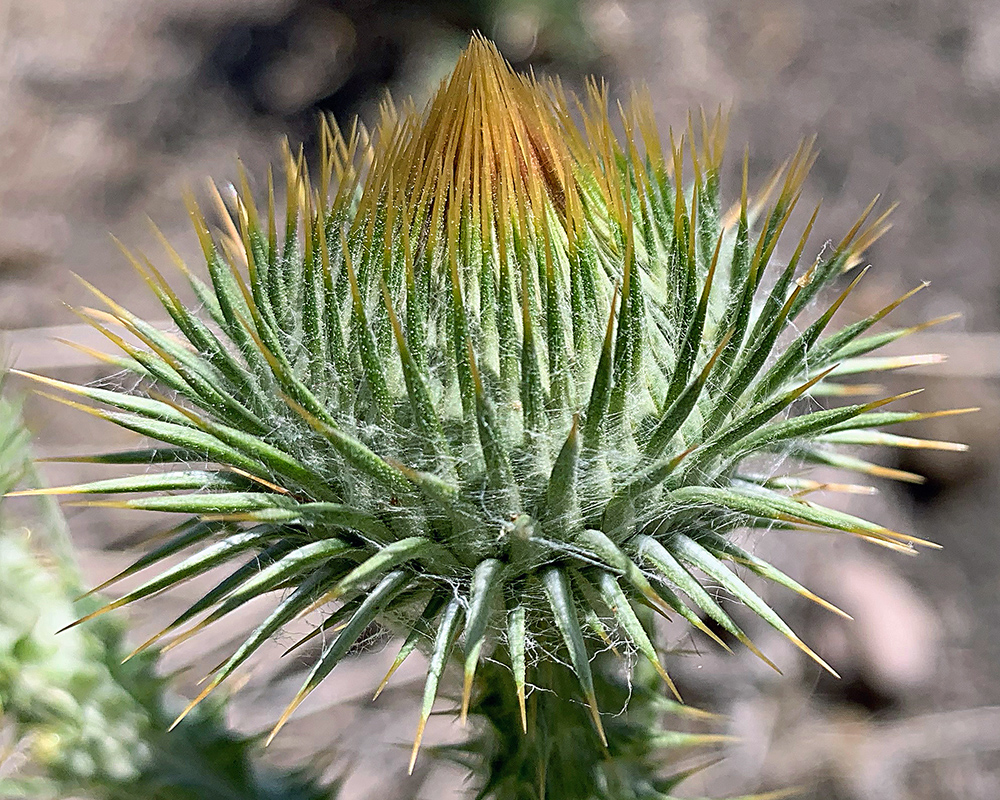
[10,36,969,796]
[0,383,333,800]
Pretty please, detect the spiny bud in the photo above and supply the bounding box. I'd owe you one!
[12,34,967,796]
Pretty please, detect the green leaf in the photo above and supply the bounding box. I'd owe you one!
[462,558,505,722]
[582,286,618,451]
[574,528,672,619]
[223,501,393,543]
[725,392,913,455]
[470,346,520,510]
[811,282,927,366]
[410,596,464,772]
[269,569,410,744]
[39,448,196,465]
[344,235,393,417]
[542,567,606,745]
[382,281,453,466]
[671,533,837,676]
[543,417,581,529]
[752,267,869,402]
[12,370,195,428]
[691,369,833,471]
[287,399,412,496]
[815,429,967,452]
[181,414,333,500]
[202,537,352,618]
[9,470,247,498]
[698,531,850,619]
[506,599,528,733]
[594,570,679,698]
[669,484,937,550]
[374,592,447,700]
[125,539,300,659]
[644,333,728,461]
[63,528,275,630]
[661,233,719,408]
[81,491,291,516]
[72,518,227,600]
[171,565,336,726]
[636,534,768,665]
[332,537,442,599]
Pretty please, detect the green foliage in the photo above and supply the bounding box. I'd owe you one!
[448,657,734,800]
[11,36,968,799]
[0,384,335,800]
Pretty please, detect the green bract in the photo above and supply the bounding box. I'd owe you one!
[13,36,969,797]
[0,379,334,800]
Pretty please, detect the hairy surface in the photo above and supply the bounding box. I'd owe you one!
[8,37,970,789]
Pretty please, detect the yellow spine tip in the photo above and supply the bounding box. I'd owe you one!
[409,716,428,774]
[517,686,527,734]
[738,634,782,675]
[460,670,475,726]
[266,693,306,747]
[586,694,607,747]
[654,661,683,703]
[373,662,400,701]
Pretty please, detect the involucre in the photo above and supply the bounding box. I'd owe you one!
[12,36,969,799]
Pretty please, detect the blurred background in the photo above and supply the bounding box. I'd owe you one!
[2,0,1000,797]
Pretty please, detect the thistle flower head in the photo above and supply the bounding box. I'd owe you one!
[13,36,969,776]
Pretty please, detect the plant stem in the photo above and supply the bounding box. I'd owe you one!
[464,650,668,800]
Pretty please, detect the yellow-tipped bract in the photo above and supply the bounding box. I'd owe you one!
[19,35,966,799]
